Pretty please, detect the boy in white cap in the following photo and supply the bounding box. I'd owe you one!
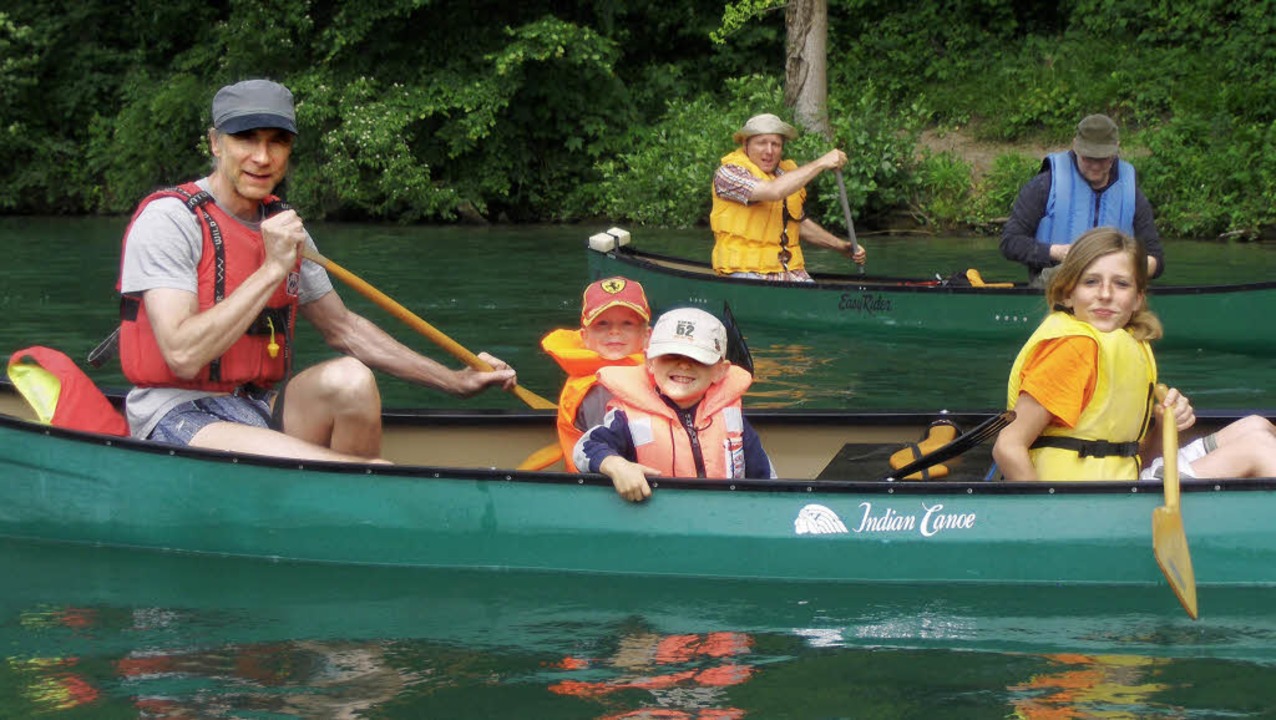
[115,79,517,462]
[574,308,774,502]
[541,276,652,472]
[710,112,867,282]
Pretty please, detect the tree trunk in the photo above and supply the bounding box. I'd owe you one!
[785,0,829,139]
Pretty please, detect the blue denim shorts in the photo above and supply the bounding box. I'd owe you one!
[149,387,281,446]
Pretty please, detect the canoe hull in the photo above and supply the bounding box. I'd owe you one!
[587,244,1276,353]
[3,413,1275,587]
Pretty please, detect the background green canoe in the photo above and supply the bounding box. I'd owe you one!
[587,241,1276,354]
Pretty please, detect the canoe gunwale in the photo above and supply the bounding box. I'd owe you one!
[3,410,1274,496]
[608,245,1276,296]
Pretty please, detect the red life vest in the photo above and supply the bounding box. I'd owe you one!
[117,182,300,392]
[598,364,752,479]
[7,346,129,436]
[540,328,644,472]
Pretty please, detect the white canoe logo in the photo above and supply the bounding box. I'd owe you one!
[794,504,849,535]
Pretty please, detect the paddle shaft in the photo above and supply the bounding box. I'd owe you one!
[834,169,864,274]
[1155,385,1181,511]
[303,247,557,410]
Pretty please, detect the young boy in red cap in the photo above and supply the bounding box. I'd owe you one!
[541,277,652,472]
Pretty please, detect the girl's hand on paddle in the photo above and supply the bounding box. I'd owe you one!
[1158,387,1197,432]
[261,209,306,273]
[454,351,518,396]
[599,456,659,503]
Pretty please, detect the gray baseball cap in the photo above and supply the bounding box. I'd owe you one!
[212,79,297,135]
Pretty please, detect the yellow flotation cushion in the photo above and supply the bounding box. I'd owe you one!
[889,420,959,480]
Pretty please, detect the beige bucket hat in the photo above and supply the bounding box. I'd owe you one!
[732,113,798,145]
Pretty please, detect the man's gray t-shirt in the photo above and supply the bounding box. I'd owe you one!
[119,177,333,438]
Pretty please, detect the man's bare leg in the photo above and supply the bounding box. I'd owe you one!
[275,357,383,458]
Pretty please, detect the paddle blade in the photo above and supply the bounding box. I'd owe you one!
[722,303,754,375]
[517,442,565,471]
[1153,506,1199,620]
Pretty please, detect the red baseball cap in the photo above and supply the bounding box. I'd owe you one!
[581,277,650,326]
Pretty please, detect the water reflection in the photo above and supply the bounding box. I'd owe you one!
[1007,654,1169,719]
[5,539,1276,717]
[548,629,752,719]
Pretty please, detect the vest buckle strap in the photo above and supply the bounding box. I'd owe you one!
[1030,436,1140,458]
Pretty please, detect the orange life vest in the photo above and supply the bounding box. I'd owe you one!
[597,364,752,478]
[7,346,129,436]
[540,328,644,472]
[117,183,300,392]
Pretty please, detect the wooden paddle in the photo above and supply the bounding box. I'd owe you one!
[1152,384,1199,619]
[303,247,557,411]
[833,169,864,275]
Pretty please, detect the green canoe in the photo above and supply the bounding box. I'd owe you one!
[2,386,1273,589]
[585,238,1276,353]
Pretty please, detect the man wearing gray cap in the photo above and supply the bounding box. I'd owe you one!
[115,79,518,462]
[710,113,867,282]
[1001,113,1164,286]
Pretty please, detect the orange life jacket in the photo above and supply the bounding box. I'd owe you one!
[7,346,129,436]
[117,183,300,392]
[540,328,644,472]
[597,364,752,478]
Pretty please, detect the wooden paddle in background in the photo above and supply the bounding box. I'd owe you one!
[1153,383,1199,620]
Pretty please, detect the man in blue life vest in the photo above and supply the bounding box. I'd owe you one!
[116,79,517,462]
[710,113,867,282]
[1001,113,1165,287]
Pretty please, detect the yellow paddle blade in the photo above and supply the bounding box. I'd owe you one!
[1153,506,1199,619]
[6,363,61,425]
[517,442,565,471]
[1152,382,1198,620]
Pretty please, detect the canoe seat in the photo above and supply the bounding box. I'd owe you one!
[814,417,999,482]
[888,419,959,480]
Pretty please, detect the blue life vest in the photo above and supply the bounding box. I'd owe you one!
[1034,151,1136,246]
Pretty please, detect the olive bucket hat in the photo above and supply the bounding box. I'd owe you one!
[1073,114,1119,158]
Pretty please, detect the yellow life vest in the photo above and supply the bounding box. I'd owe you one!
[1007,312,1157,481]
[710,148,806,275]
[597,364,753,479]
[540,328,644,473]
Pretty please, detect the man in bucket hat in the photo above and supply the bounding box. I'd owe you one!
[1001,113,1164,286]
[115,79,518,462]
[709,113,867,282]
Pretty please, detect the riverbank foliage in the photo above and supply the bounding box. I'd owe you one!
[2,0,1273,239]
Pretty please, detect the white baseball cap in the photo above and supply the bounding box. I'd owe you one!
[646,308,727,365]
